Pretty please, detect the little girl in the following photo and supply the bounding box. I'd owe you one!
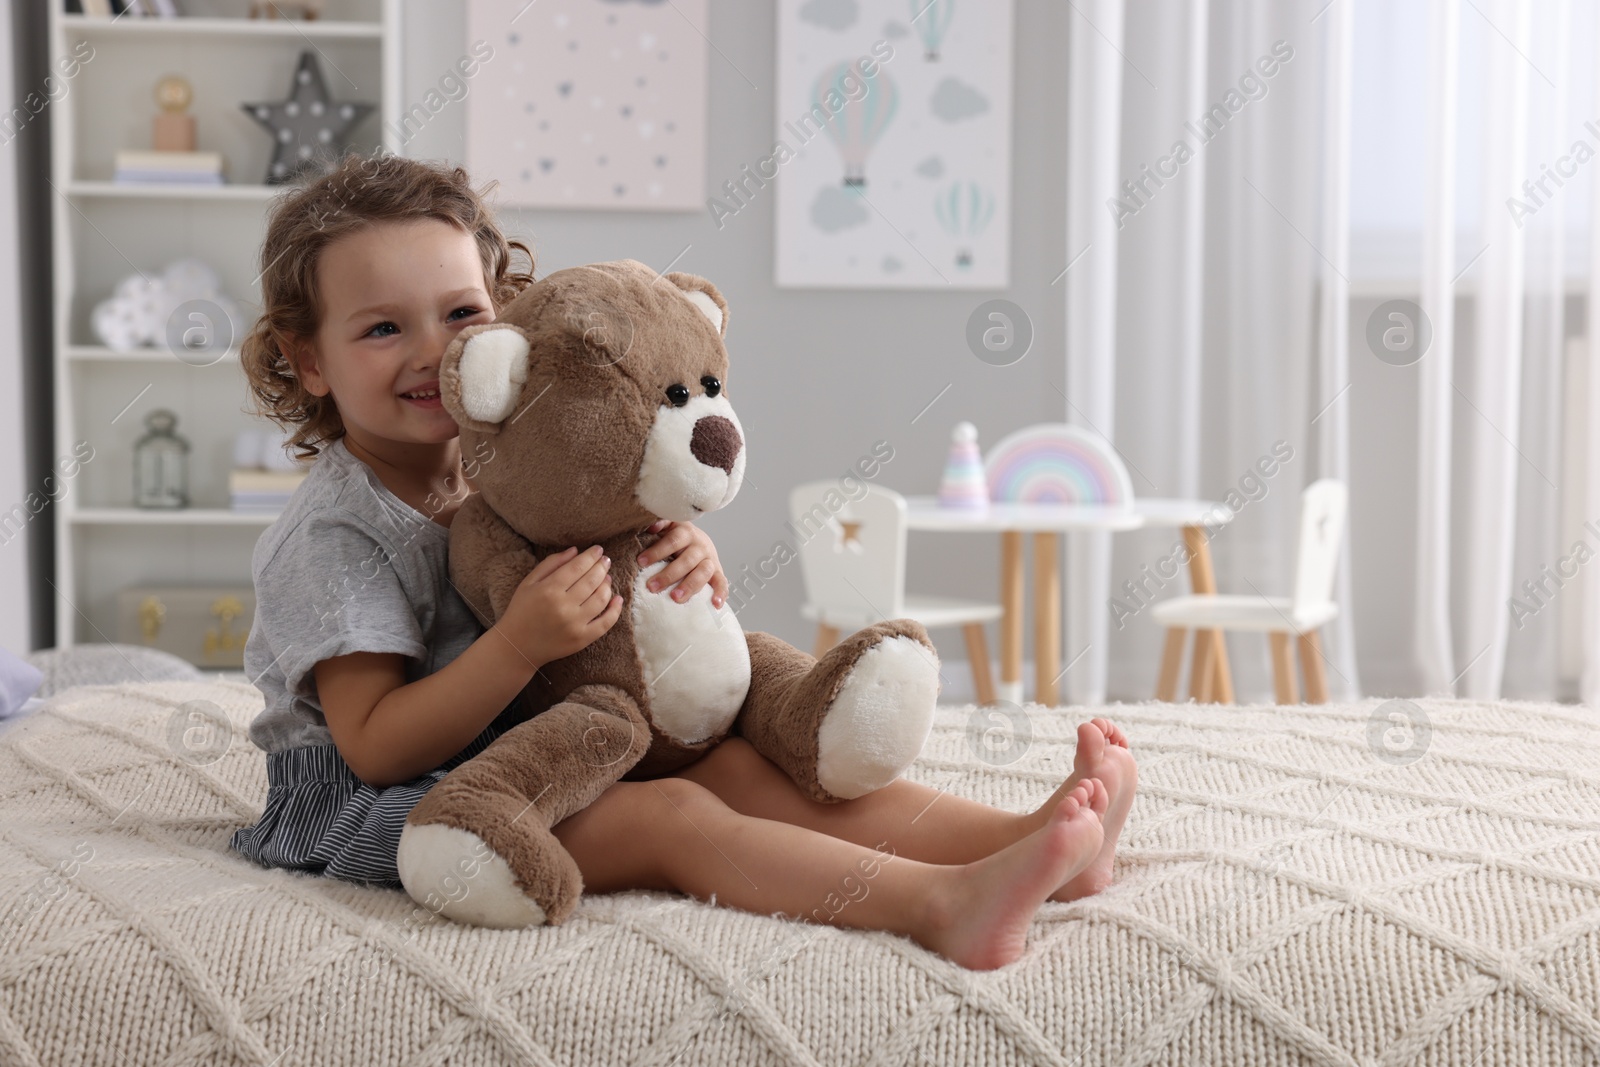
[230,153,1138,971]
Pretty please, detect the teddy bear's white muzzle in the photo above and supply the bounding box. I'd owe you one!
[635,393,746,521]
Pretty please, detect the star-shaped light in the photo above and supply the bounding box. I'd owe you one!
[241,50,374,185]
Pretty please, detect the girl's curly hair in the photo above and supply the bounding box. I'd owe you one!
[241,153,536,461]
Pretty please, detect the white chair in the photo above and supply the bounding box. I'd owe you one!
[790,481,1003,704]
[1152,478,1348,704]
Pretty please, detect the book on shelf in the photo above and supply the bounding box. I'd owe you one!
[230,498,293,513]
[230,468,307,492]
[109,0,181,14]
[113,149,225,186]
[74,0,189,17]
[230,467,306,512]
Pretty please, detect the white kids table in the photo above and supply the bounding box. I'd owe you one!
[901,496,1236,705]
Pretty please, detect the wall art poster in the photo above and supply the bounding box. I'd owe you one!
[770,0,1013,288]
[465,0,708,210]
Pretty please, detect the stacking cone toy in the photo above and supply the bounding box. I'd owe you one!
[937,421,989,510]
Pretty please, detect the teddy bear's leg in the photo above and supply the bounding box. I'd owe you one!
[397,683,651,928]
[735,620,941,804]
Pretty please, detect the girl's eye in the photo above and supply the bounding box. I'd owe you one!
[364,308,479,338]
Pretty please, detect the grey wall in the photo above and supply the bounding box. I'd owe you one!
[401,0,1071,689]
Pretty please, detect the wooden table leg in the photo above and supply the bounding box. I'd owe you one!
[1211,634,1235,703]
[1189,629,1215,702]
[999,530,1024,704]
[1033,531,1060,706]
[1269,631,1298,704]
[1298,629,1330,703]
[812,623,839,660]
[1156,628,1187,702]
[1182,525,1232,703]
[962,622,997,705]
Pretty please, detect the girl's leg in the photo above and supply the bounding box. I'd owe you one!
[679,737,1028,862]
[676,724,1136,899]
[550,774,1108,971]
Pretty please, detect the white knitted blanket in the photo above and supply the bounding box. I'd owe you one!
[2,680,1598,1066]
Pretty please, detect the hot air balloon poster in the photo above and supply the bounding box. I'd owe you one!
[463,0,708,210]
[773,0,1013,288]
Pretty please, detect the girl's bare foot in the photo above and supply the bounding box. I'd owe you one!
[1032,719,1130,807]
[920,778,1107,971]
[1049,737,1135,900]
[1021,721,1138,901]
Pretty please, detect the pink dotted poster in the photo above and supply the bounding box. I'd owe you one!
[464,0,708,210]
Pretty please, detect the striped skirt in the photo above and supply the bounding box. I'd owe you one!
[229,711,517,889]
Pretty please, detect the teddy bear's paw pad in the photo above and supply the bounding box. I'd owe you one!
[814,634,939,799]
[397,821,548,928]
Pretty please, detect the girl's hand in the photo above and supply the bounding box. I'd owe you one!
[638,519,729,607]
[495,545,622,666]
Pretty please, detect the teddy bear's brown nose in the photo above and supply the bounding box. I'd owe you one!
[690,415,741,474]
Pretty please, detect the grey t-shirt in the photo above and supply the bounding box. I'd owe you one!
[242,436,484,754]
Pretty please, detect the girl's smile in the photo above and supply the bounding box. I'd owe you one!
[399,378,445,410]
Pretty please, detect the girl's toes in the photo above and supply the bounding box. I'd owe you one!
[1086,777,1109,815]
[1093,718,1129,748]
[1058,780,1092,819]
[1074,722,1106,774]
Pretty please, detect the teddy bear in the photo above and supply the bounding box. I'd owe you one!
[395,259,942,928]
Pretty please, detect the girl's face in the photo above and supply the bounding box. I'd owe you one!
[296,217,495,452]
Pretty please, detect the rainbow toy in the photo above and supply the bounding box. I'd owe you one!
[982,423,1135,506]
[937,421,989,510]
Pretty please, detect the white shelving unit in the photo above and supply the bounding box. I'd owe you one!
[49,0,402,649]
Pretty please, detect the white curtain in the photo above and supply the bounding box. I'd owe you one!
[1062,0,1126,705]
[1458,0,1532,699]
[1067,0,1599,706]
[1067,0,1358,704]
[1424,0,1593,704]
[1415,0,1459,696]
[1587,6,1600,708]
[1493,0,1561,700]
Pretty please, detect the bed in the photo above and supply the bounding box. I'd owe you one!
[2,677,1597,1065]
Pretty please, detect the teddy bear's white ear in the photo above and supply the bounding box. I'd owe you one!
[664,271,728,338]
[681,290,723,334]
[457,329,529,424]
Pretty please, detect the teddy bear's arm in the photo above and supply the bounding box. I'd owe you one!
[449,492,543,627]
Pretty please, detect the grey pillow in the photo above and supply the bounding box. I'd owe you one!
[24,644,205,699]
[0,645,43,716]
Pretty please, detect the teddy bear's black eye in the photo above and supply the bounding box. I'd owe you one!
[701,376,721,397]
[665,383,691,407]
